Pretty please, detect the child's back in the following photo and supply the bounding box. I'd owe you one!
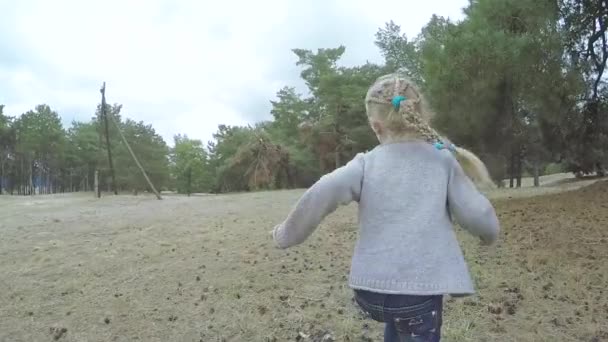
[351,141,498,296]
[271,73,500,341]
[272,140,499,295]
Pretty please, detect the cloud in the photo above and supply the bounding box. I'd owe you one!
[0,0,466,145]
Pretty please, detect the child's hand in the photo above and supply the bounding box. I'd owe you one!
[270,225,286,249]
[269,224,278,237]
[479,235,497,246]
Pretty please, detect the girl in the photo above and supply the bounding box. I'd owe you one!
[271,74,500,341]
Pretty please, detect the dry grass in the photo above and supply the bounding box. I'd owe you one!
[442,181,608,341]
[0,175,606,341]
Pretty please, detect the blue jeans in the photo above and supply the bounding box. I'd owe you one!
[354,290,443,342]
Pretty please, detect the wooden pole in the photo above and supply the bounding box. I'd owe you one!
[101,82,118,195]
[96,100,103,198]
[106,110,162,200]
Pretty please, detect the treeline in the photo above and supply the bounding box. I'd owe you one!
[1,0,607,196]
[0,104,169,195]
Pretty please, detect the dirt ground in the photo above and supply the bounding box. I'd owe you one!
[0,174,607,342]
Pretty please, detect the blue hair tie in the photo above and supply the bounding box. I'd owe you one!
[434,140,457,153]
[392,95,407,110]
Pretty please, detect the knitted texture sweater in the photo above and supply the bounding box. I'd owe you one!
[272,141,500,296]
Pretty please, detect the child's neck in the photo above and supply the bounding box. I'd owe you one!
[377,132,426,145]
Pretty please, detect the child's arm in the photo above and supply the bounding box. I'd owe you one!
[272,153,365,249]
[447,156,500,245]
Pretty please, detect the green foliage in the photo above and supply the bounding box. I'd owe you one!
[375,20,424,84]
[172,134,211,195]
[369,0,607,181]
[15,104,65,158]
[113,118,170,192]
[0,106,15,193]
[554,0,608,174]
[207,124,256,192]
[202,47,387,193]
[7,105,66,194]
[544,163,565,175]
[291,47,386,169]
[267,87,319,187]
[269,87,310,141]
[292,46,346,97]
[64,121,100,190]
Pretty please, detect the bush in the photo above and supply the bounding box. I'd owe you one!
[544,163,565,175]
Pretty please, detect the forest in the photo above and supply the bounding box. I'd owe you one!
[1,0,607,196]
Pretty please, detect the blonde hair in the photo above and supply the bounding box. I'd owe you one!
[365,73,496,189]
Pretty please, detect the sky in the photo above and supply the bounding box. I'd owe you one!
[0,0,467,146]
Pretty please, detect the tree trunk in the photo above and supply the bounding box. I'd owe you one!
[334,150,341,169]
[509,151,515,188]
[334,104,342,170]
[502,76,517,189]
[19,158,23,195]
[94,170,100,198]
[18,158,21,195]
[21,160,24,195]
[21,157,24,195]
[533,158,540,187]
[516,155,522,188]
[29,160,34,195]
[319,156,325,175]
[0,156,4,195]
[187,167,192,197]
[597,162,605,177]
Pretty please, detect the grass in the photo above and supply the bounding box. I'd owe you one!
[0,175,606,341]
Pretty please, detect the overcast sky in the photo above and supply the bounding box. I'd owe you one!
[0,0,467,146]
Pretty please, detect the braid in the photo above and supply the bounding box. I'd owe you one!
[364,73,497,189]
[366,75,441,143]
